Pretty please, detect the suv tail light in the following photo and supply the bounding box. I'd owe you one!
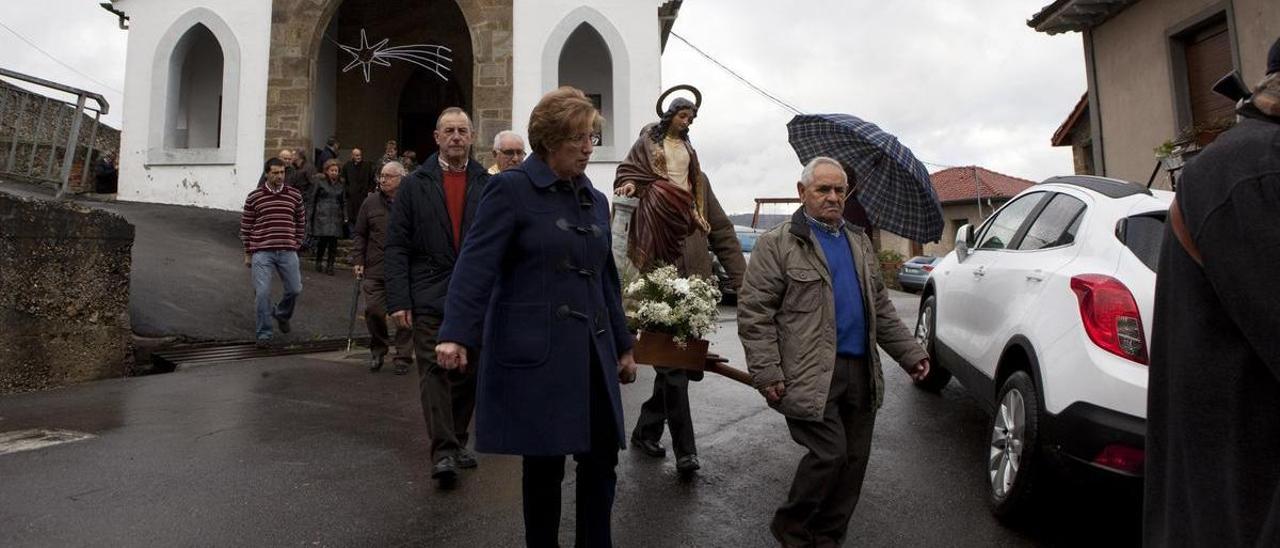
[1093,444,1144,475]
[1069,274,1149,365]
[921,264,935,272]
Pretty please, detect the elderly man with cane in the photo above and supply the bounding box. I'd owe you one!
[351,160,414,374]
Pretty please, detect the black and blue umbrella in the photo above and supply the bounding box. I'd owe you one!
[787,113,944,243]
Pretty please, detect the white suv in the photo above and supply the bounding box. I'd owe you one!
[912,176,1172,521]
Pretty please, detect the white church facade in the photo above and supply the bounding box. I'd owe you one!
[106,0,682,210]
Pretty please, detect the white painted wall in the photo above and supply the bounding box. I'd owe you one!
[115,0,271,211]
[513,0,664,196]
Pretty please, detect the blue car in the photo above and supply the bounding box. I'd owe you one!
[897,256,941,293]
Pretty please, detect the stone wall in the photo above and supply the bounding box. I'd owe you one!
[0,193,134,393]
[264,0,512,164]
[0,81,121,193]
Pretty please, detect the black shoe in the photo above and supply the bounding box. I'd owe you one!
[630,436,666,458]
[456,448,478,469]
[393,362,409,375]
[325,265,335,276]
[369,354,384,372]
[314,262,324,273]
[274,315,291,334]
[432,456,458,485]
[254,339,271,350]
[676,454,701,475]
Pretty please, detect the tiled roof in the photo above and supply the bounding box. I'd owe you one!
[1028,0,1137,35]
[931,167,1036,204]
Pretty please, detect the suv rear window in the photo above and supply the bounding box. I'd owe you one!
[1118,213,1166,271]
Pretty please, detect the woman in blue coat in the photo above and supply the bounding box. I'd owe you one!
[434,87,637,547]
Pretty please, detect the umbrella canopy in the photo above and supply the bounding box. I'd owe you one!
[788,113,944,243]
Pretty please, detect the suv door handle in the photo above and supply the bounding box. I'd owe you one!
[1026,270,1045,282]
[972,267,986,278]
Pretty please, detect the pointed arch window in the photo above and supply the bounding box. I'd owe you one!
[558,24,614,147]
[148,8,240,165]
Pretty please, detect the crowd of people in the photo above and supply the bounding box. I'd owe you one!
[236,37,1280,547]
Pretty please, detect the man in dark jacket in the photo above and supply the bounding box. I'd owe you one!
[341,148,376,232]
[385,107,489,487]
[353,160,413,374]
[316,136,340,169]
[1145,40,1280,547]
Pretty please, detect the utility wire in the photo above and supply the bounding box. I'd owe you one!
[669,30,804,116]
[669,30,964,172]
[0,18,123,96]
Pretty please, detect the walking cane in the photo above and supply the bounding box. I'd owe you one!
[345,275,361,354]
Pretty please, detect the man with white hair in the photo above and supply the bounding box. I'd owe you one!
[352,160,414,375]
[738,156,930,546]
[487,130,526,174]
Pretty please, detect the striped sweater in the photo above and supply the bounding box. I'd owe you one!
[240,183,306,253]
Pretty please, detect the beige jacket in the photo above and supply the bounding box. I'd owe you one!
[737,209,928,421]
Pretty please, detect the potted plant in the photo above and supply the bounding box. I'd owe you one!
[624,265,721,370]
[877,248,905,291]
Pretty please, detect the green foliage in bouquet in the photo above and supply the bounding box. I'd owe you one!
[623,265,721,343]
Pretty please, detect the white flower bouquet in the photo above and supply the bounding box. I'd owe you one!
[624,265,721,370]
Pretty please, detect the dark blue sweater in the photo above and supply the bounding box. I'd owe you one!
[809,219,867,357]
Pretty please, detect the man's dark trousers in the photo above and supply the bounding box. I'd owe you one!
[363,278,412,365]
[412,314,477,462]
[632,368,696,458]
[773,356,876,546]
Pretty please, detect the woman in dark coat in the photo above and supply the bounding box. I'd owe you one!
[307,159,346,274]
[435,87,637,548]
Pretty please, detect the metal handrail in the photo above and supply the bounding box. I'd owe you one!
[0,67,111,198]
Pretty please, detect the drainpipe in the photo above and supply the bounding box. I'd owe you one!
[1084,29,1106,176]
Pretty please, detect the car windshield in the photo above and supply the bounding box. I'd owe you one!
[1120,213,1166,271]
[906,256,935,264]
[737,232,759,253]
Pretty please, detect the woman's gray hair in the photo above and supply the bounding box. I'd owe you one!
[800,156,846,187]
[492,130,525,150]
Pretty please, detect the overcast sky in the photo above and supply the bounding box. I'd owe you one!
[0,0,1084,214]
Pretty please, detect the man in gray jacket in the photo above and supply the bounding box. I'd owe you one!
[738,156,930,547]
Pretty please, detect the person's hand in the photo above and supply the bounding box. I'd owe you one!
[436,342,468,373]
[761,381,786,403]
[904,358,931,382]
[618,350,637,384]
[243,253,252,268]
[614,182,636,197]
[353,265,364,279]
[391,310,413,329]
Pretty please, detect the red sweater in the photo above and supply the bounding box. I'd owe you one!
[240,184,305,253]
[443,170,467,251]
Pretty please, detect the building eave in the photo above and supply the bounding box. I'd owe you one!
[1051,93,1089,147]
[658,0,682,53]
[1027,0,1136,35]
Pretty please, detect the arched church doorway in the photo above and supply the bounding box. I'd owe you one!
[310,0,473,163]
[399,68,466,159]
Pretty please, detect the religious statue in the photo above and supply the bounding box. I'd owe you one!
[614,85,712,273]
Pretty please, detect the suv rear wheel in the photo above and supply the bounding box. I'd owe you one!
[912,295,952,392]
[988,371,1045,521]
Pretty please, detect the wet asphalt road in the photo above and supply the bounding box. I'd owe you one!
[0,291,1140,547]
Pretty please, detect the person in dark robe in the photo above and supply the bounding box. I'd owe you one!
[1145,39,1280,547]
[613,92,746,477]
[341,148,376,232]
